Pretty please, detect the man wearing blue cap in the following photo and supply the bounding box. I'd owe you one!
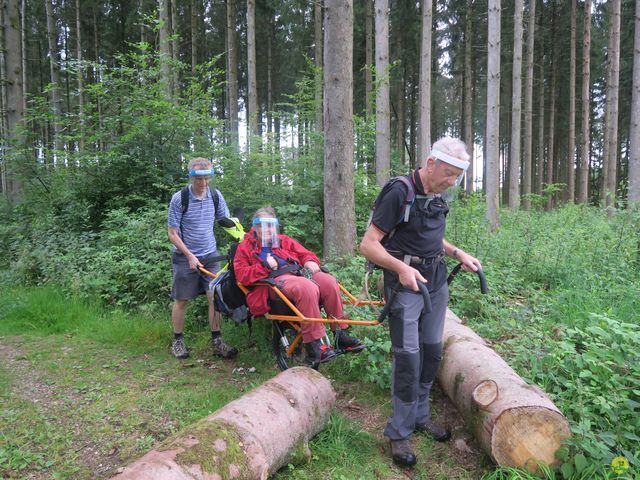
[167,157,238,359]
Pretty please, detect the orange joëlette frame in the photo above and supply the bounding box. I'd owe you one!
[198,266,384,327]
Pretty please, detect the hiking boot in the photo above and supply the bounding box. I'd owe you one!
[389,439,417,468]
[305,339,336,366]
[172,337,190,359]
[335,329,365,353]
[415,420,451,442]
[212,336,238,359]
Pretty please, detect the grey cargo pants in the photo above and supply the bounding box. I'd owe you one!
[383,282,448,441]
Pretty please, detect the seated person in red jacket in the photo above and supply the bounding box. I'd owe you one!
[233,206,364,365]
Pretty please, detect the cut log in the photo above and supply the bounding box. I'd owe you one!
[110,366,335,480]
[438,310,571,473]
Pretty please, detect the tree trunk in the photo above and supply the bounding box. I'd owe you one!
[170,0,179,93]
[485,0,501,230]
[463,0,474,193]
[75,0,85,150]
[158,0,172,97]
[438,311,571,472]
[508,0,524,209]
[20,0,26,116]
[629,0,640,206]
[110,368,335,480]
[323,0,356,260]
[536,54,545,196]
[565,0,576,203]
[577,0,591,204]
[365,0,373,118]
[417,0,432,165]
[0,0,23,197]
[395,65,405,165]
[247,0,258,141]
[226,0,239,147]
[546,60,556,210]
[602,0,621,209]
[190,0,197,74]
[375,0,390,187]
[314,0,323,137]
[45,0,62,154]
[522,0,535,209]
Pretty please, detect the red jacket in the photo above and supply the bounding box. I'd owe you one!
[233,230,321,316]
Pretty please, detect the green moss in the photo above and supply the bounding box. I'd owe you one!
[162,419,250,480]
[453,372,465,400]
[286,437,312,466]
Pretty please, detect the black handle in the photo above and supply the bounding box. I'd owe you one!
[416,281,432,313]
[447,263,487,294]
[217,217,236,228]
[377,280,432,323]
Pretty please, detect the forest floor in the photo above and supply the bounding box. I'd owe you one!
[0,329,491,480]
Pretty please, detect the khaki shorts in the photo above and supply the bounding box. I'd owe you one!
[171,251,222,301]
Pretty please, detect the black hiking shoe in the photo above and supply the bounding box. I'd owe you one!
[212,336,239,358]
[415,420,451,442]
[171,337,190,359]
[389,439,417,468]
[335,329,365,353]
[305,339,336,367]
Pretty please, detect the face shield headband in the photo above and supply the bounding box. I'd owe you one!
[430,149,470,187]
[252,217,280,247]
[188,168,214,177]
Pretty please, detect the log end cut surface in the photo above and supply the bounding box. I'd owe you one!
[491,406,571,471]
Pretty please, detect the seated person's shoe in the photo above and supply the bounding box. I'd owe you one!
[212,336,239,358]
[415,420,451,442]
[305,339,336,366]
[335,329,365,353]
[389,439,417,468]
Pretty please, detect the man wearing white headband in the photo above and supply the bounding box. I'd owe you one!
[360,137,482,468]
[168,157,237,360]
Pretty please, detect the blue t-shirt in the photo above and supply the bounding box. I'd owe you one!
[258,247,288,268]
[168,185,230,257]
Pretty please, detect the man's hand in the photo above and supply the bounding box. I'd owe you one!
[188,253,203,270]
[398,265,427,292]
[304,261,321,274]
[457,250,482,273]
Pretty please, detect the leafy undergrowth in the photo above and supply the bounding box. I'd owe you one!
[0,286,489,480]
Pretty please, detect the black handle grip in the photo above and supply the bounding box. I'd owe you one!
[217,217,236,228]
[447,263,487,294]
[377,289,397,323]
[416,281,432,313]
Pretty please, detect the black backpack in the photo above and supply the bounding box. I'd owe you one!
[209,242,250,324]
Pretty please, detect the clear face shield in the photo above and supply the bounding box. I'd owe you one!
[430,149,470,202]
[252,217,280,248]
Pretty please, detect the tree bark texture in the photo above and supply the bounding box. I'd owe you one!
[417,0,432,165]
[158,0,172,97]
[365,0,373,118]
[566,0,576,203]
[438,310,571,472]
[44,0,62,153]
[314,0,323,137]
[577,0,591,204]
[323,0,356,259]
[522,0,536,209]
[463,0,474,193]
[485,0,501,230]
[602,0,621,209]
[629,0,640,206]
[375,0,390,187]
[246,0,258,141]
[226,0,239,146]
[109,367,335,480]
[508,0,523,209]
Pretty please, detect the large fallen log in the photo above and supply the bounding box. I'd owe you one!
[438,309,571,472]
[110,366,335,480]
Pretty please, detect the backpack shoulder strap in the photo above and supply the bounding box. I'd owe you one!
[180,186,190,214]
[392,175,416,223]
[210,186,220,213]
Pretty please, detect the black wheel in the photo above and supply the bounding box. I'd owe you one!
[272,321,307,371]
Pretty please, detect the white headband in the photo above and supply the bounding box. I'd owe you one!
[430,149,470,171]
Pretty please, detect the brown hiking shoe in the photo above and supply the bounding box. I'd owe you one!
[389,439,417,467]
[415,420,451,442]
[212,336,238,358]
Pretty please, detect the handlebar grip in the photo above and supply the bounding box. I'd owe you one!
[217,217,236,228]
[377,289,397,323]
[477,268,488,294]
[416,281,432,313]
